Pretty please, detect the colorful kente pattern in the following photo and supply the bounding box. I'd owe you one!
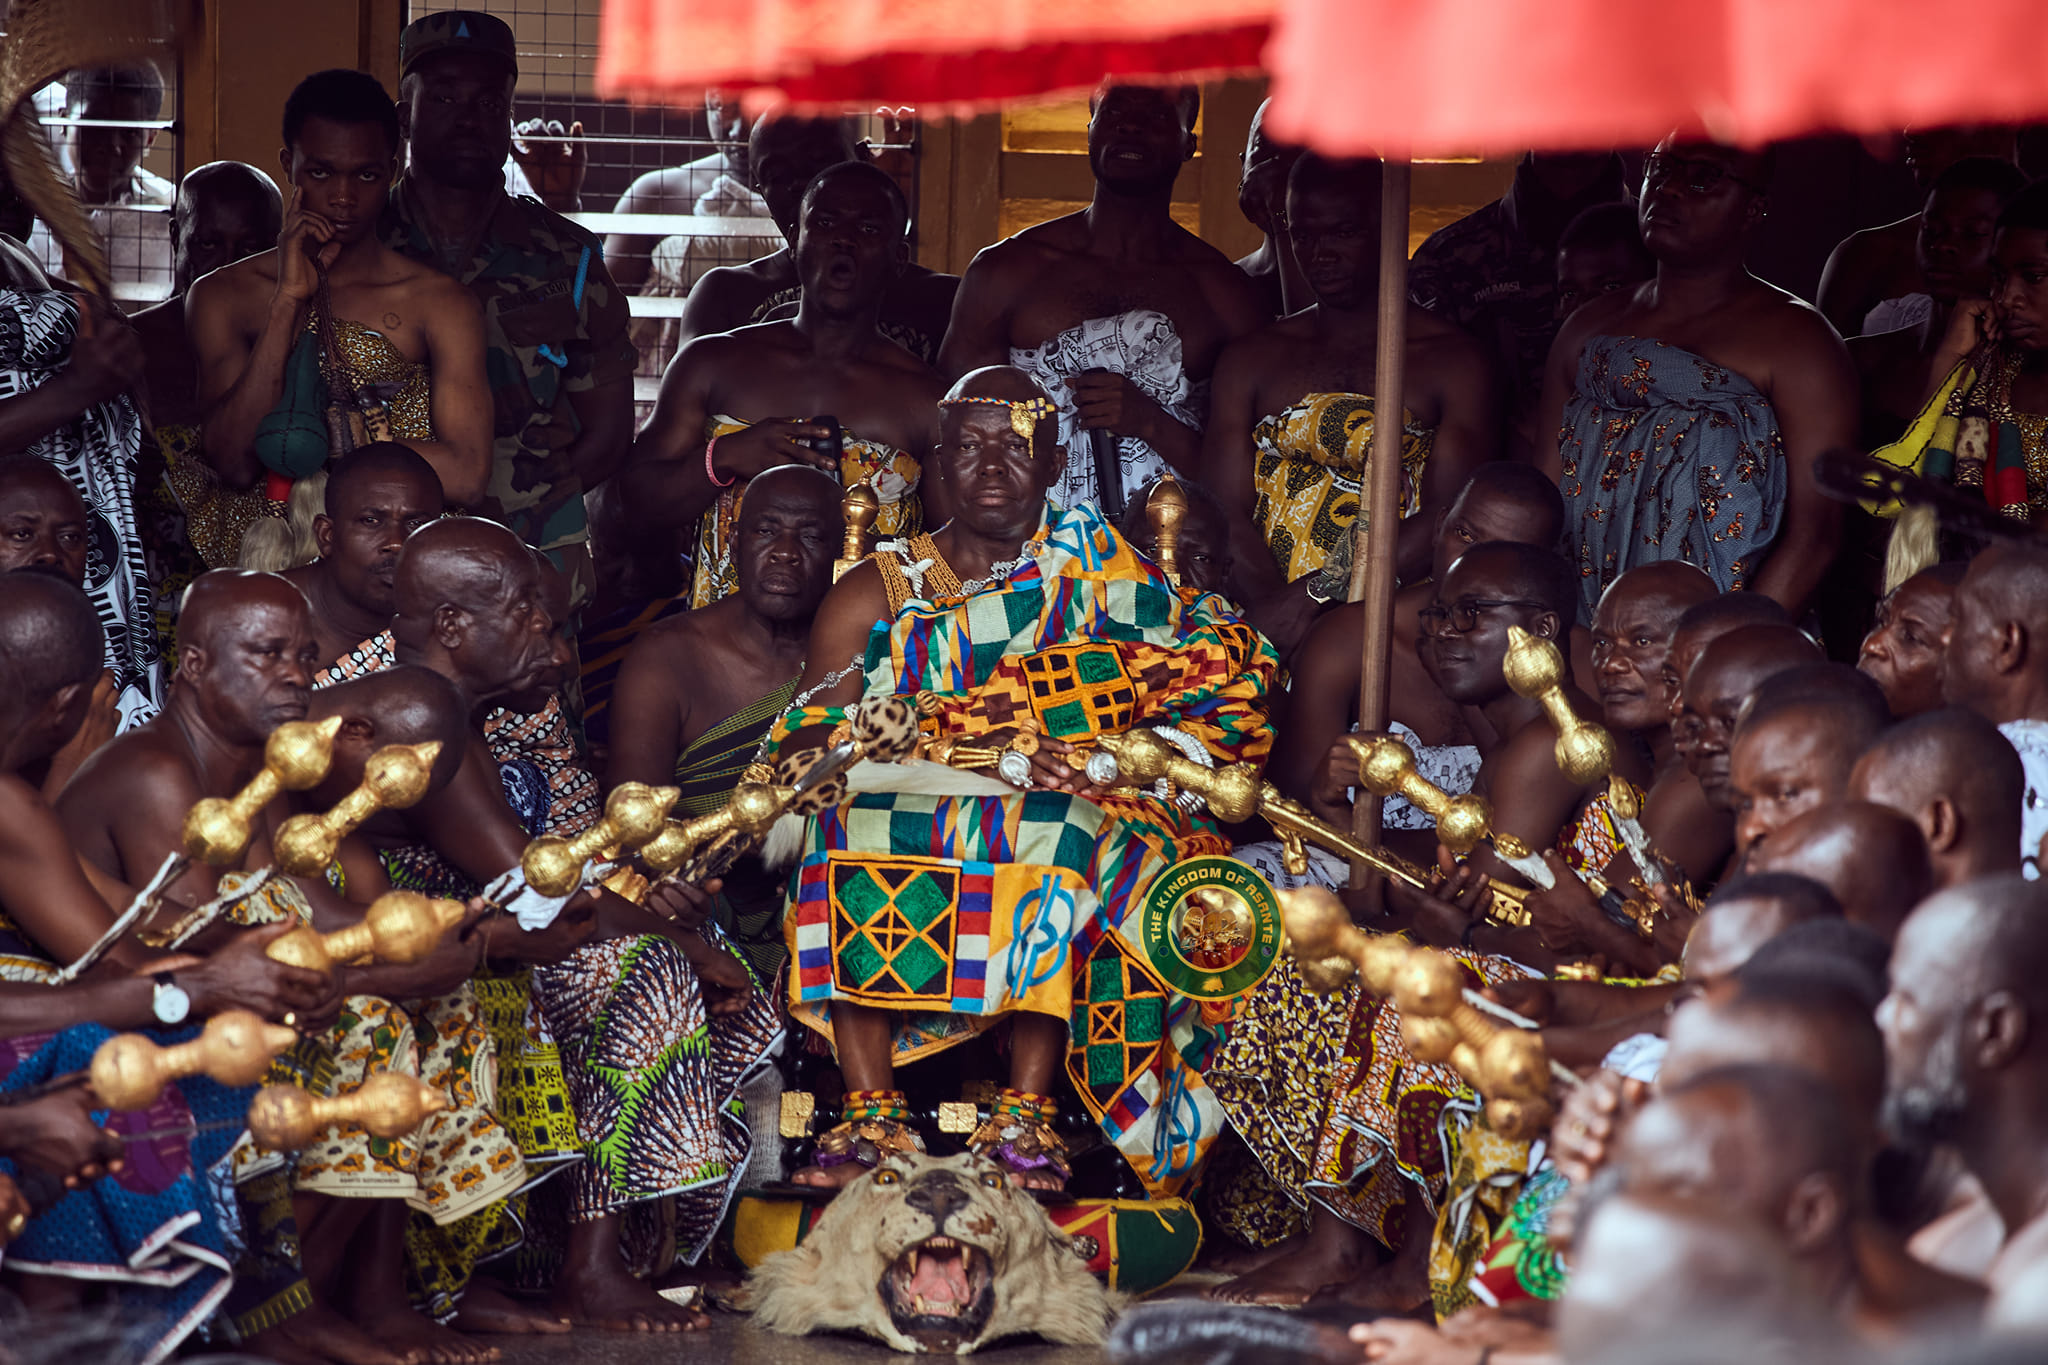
[781,502,1280,1197]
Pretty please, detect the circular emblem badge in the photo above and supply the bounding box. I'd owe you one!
[1139,856,1283,999]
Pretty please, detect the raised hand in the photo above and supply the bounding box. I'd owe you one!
[708,419,838,483]
[512,118,588,211]
[274,188,339,306]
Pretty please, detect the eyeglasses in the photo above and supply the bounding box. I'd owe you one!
[1643,152,1765,197]
[1418,597,1546,634]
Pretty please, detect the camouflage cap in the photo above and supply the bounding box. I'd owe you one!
[399,10,518,82]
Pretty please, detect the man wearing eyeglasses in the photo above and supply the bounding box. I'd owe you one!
[1537,138,1860,625]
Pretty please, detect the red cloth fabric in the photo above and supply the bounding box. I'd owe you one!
[1263,0,2048,156]
[597,0,1271,108]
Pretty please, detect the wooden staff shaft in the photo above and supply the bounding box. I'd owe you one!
[1349,159,1411,885]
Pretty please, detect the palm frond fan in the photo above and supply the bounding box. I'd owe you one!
[0,0,178,299]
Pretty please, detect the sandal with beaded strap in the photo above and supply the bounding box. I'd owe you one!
[769,1090,926,1200]
[966,1089,1074,1204]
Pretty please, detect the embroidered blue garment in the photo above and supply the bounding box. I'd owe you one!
[1558,335,1786,621]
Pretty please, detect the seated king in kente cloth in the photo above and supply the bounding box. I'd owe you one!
[769,365,1280,1193]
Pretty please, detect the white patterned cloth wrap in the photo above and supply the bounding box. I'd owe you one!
[1010,309,1203,513]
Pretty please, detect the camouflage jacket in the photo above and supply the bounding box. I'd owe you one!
[381,179,636,586]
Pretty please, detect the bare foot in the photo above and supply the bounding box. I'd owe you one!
[790,1162,865,1190]
[361,1304,504,1364]
[1205,1250,1355,1307]
[1305,1256,1431,1315]
[251,1304,405,1365]
[552,1257,710,1333]
[1202,1233,1304,1278]
[448,1282,571,1336]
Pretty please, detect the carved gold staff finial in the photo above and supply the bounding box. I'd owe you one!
[182,717,343,865]
[263,891,468,973]
[1145,475,1189,587]
[246,1073,449,1152]
[1084,729,1259,822]
[640,781,792,875]
[521,782,679,898]
[1502,625,1617,784]
[89,1010,299,1111]
[833,481,882,583]
[273,741,442,876]
[1278,886,1557,1137]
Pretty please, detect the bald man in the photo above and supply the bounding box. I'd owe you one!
[1727,663,1891,855]
[1882,874,2048,1306]
[358,516,779,1336]
[1744,801,1933,941]
[132,161,284,431]
[1858,563,1965,719]
[1677,624,1823,813]
[1938,544,2048,876]
[1611,1066,1980,1341]
[281,442,446,678]
[59,571,318,910]
[1850,707,2025,889]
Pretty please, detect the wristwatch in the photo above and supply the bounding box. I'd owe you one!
[151,972,191,1026]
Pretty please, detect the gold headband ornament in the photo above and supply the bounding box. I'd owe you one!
[939,395,1057,442]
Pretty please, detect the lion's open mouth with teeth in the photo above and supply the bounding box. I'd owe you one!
[746,1151,1114,1354]
[883,1234,997,1348]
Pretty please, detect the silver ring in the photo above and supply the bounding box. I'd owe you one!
[997,750,1034,788]
[1084,752,1120,787]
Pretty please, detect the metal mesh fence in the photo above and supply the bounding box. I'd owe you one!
[407,0,916,413]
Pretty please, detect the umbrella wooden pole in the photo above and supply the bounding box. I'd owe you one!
[1349,158,1411,886]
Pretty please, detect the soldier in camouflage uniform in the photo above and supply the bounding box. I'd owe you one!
[383,10,636,614]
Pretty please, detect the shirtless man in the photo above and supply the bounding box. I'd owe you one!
[607,464,838,790]
[1201,153,1501,642]
[131,162,284,433]
[1538,139,1860,619]
[58,570,322,910]
[1849,707,2025,891]
[676,117,957,360]
[1609,1065,1981,1342]
[1280,464,1565,866]
[1819,126,2018,338]
[939,83,1267,516]
[1881,874,2048,1314]
[1118,476,1234,598]
[281,442,444,671]
[371,518,759,1335]
[624,162,946,606]
[187,69,489,505]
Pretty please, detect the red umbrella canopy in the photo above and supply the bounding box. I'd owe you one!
[1263,0,2048,156]
[598,0,1272,109]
